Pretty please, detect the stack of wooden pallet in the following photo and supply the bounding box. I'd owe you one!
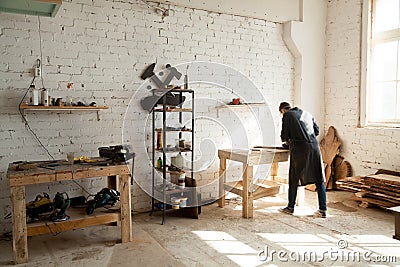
[336,170,400,208]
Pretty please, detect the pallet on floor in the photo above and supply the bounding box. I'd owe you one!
[336,169,400,209]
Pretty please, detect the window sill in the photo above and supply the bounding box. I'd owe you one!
[360,122,400,129]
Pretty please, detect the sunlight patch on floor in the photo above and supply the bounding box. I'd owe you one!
[193,230,263,267]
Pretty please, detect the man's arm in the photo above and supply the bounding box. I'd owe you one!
[281,113,291,142]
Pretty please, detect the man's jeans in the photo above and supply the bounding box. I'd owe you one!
[288,181,327,211]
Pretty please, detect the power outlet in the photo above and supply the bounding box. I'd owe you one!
[34,67,41,77]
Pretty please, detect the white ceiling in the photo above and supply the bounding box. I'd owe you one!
[149,0,302,23]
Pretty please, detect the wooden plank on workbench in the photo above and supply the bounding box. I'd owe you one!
[27,210,120,236]
[218,149,248,164]
[9,174,55,187]
[88,165,130,178]
[242,165,253,218]
[224,181,244,196]
[11,186,28,264]
[218,157,227,208]
[119,174,132,243]
[218,149,289,165]
[252,183,280,200]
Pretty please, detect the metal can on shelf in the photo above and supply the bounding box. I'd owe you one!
[156,130,163,149]
[41,88,49,106]
[29,85,40,106]
[178,174,185,189]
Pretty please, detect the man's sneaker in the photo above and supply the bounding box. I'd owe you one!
[279,206,294,215]
[313,210,326,218]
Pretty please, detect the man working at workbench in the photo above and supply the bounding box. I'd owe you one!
[278,102,327,218]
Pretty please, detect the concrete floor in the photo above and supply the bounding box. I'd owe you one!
[1,190,399,267]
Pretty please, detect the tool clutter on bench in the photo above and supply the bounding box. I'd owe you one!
[15,144,135,225]
[25,188,121,223]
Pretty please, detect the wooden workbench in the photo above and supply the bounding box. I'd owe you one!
[7,160,132,264]
[218,148,290,218]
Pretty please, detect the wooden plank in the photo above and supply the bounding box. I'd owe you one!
[9,174,55,187]
[368,186,400,197]
[8,163,130,186]
[336,176,364,183]
[88,165,129,178]
[10,186,28,264]
[252,183,280,200]
[55,171,73,181]
[242,164,253,218]
[365,174,400,185]
[361,192,400,204]
[336,185,362,192]
[19,104,108,110]
[270,162,278,178]
[376,169,400,177]
[225,180,280,200]
[224,181,243,196]
[72,169,90,179]
[218,149,248,164]
[336,176,368,192]
[27,212,120,236]
[352,195,394,208]
[218,149,289,165]
[270,176,288,184]
[119,174,132,243]
[218,157,226,208]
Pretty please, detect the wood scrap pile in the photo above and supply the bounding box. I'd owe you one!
[307,126,352,191]
[336,169,400,208]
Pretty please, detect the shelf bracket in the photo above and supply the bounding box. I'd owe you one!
[97,111,100,121]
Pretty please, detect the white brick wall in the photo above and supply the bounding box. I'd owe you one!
[0,0,293,233]
[325,0,400,175]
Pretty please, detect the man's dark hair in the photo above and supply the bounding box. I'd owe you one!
[279,102,291,112]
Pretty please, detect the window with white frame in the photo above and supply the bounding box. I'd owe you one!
[366,0,400,125]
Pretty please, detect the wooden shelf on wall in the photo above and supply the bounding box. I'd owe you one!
[215,103,267,109]
[19,104,109,121]
[19,104,108,111]
[153,108,193,113]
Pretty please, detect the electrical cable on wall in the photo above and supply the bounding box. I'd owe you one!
[140,0,169,17]
[17,15,54,160]
[18,77,54,160]
[18,16,97,196]
[38,16,46,89]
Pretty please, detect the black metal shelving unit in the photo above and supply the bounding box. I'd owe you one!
[150,89,199,224]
